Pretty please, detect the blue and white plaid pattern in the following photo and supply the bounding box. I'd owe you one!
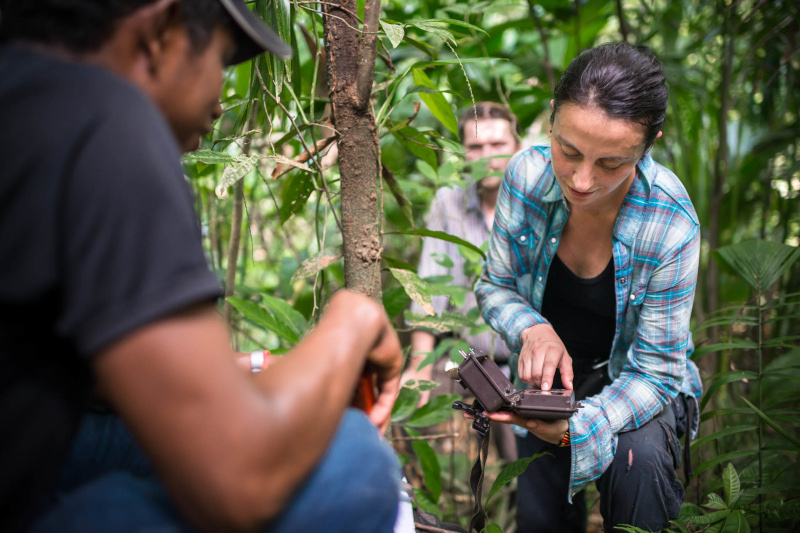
[475,145,703,501]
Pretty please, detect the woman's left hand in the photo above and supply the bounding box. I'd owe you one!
[468,411,569,445]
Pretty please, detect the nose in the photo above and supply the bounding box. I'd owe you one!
[572,162,593,192]
[211,101,223,122]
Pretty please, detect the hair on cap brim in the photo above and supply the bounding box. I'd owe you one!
[218,0,292,64]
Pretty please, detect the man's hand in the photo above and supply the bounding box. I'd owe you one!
[519,324,573,390]
[472,411,569,445]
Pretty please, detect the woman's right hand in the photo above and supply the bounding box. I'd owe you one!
[518,324,573,391]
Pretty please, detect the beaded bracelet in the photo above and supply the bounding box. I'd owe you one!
[559,430,571,448]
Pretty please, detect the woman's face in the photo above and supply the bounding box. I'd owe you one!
[550,102,653,212]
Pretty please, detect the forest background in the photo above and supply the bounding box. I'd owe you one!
[184,0,799,531]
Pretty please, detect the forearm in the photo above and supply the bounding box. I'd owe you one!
[402,331,436,383]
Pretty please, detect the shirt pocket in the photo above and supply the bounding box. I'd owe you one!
[506,224,536,275]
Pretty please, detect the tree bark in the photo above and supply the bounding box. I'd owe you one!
[323,0,382,300]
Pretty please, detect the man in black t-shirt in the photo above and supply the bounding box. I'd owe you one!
[0,1,403,532]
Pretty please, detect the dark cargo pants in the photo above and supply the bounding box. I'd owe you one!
[515,395,687,533]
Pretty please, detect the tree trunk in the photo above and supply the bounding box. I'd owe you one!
[323,0,382,300]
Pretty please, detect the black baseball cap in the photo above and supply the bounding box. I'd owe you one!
[218,0,292,64]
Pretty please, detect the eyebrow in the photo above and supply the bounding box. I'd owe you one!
[555,134,637,163]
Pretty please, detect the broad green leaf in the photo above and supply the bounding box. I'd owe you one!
[219,153,260,193]
[392,387,421,421]
[278,173,314,224]
[720,511,749,533]
[692,339,759,360]
[411,438,442,500]
[383,256,417,271]
[392,127,439,170]
[379,20,405,49]
[431,252,454,269]
[407,394,460,427]
[382,286,411,319]
[615,527,651,533]
[705,493,728,510]
[290,252,343,283]
[260,294,307,336]
[741,396,800,447]
[713,239,800,292]
[405,311,475,333]
[483,525,503,533]
[406,18,490,36]
[723,464,741,508]
[227,297,299,344]
[409,21,456,44]
[412,68,458,134]
[691,425,758,451]
[694,450,758,477]
[413,487,439,514]
[486,453,547,504]
[691,509,730,525]
[388,229,486,260]
[390,268,437,316]
[700,371,759,411]
[182,149,236,165]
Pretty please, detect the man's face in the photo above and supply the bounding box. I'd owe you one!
[463,117,519,190]
[152,27,234,152]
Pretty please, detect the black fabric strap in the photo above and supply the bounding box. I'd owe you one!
[684,396,695,480]
[468,425,491,533]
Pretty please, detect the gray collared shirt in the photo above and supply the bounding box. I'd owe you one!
[410,182,511,360]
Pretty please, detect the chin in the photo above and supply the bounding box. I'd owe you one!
[181,136,202,154]
[479,177,502,190]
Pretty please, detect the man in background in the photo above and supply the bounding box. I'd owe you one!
[402,102,522,461]
[0,1,402,531]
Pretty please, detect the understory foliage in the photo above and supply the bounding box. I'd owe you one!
[180,0,798,530]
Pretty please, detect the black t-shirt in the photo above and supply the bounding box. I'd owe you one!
[540,253,616,389]
[0,47,222,532]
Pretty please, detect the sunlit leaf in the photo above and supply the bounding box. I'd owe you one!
[218,153,260,194]
[379,20,405,49]
[182,149,236,165]
[390,268,437,316]
[412,68,458,134]
[392,387,421,421]
[407,394,460,427]
[713,239,800,292]
[290,252,343,282]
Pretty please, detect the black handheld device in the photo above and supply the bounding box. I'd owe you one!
[449,349,582,432]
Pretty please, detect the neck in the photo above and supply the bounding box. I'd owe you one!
[478,186,498,230]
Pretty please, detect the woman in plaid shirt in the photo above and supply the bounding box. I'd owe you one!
[475,43,702,532]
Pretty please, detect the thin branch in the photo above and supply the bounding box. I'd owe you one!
[295,0,363,23]
[356,0,382,108]
[526,0,556,92]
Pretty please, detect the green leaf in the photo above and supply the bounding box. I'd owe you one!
[705,493,728,510]
[691,425,758,451]
[694,450,758,477]
[290,251,342,283]
[486,453,548,505]
[260,294,307,337]
[278,173,314,224]
[227,297,299,344]
[407,394,460,427]
[390,268,439,316]
[383,256,416,271]
[182,149,236,165]
[405,311,475,334]
[392,387,421,422]
[412,68,458,134]
[720,511,749,533]
[379,20,405,49]
[741,396,800,447]
[388,229,486,260]
[392,127,439,170]
[713,239,800,292]
[723,464,741,508]
[700,371,759,411]
[431,252,454,269]
[382,286,411,319]
[411,438,442,500]
[219,153,260,191]
[404,379,440,392]
[483,525,503,533]
[413,487,440,514]
[406,18,490,36]
[691,509,730,525]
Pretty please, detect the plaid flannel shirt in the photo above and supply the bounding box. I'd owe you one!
[475,145,703,501]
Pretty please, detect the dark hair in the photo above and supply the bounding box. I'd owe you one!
[458,101,522,143]
[550,43,668,152]
[0,0,232,53]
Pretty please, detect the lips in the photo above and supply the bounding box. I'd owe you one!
[568,186,595,199]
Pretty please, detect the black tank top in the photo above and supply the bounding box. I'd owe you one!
[540,253,616,388]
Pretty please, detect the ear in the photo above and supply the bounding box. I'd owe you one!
[131,0,182,75]
[550,99,554,111]
[655,130,663,141]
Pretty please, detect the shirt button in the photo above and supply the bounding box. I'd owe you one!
[630,293,636,301]
[619,277,627,284]
[538,276,543,282]
[550,237,557,244]
[520,235,526,242]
